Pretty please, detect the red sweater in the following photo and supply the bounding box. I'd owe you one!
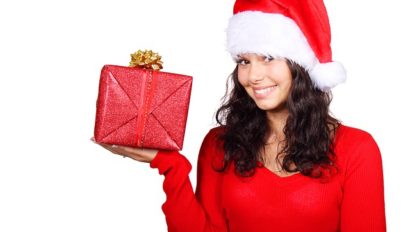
[150,125,386,232]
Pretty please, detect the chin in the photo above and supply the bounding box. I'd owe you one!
[255,102,278,111]
[254,100,287,112]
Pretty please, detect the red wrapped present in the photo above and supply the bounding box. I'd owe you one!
[94,50,192,150]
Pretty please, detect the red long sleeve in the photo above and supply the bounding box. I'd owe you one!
[150,130,228,232]
[150,125,386,232]
[337,127,386,231]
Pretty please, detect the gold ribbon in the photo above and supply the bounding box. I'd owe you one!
[129,50,163,70]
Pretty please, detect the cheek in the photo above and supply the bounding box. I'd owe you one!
[283,78,293,94]
[274,70,292,92]
[237,73,253,97]
[237,71,248,87]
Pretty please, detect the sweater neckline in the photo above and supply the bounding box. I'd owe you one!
[257,162,305,183]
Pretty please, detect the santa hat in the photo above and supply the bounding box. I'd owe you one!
[226,0,346,91]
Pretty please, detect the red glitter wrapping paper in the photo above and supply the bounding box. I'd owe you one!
[94,65,192,150]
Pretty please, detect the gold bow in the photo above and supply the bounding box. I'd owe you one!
[129,50,163,70]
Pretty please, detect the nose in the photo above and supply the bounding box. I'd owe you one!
[248,63,264,83]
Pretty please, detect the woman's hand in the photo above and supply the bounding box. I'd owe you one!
[91,138,158,163]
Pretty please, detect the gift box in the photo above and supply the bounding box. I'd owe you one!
[94,51,192,150]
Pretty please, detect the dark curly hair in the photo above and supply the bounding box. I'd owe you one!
[215,59,339,178]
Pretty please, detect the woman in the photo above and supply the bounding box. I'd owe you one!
[96,0,386,231]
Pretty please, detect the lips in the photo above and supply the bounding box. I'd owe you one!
[253,86,276,98]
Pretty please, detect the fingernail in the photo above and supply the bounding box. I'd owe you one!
[112,145,117,148]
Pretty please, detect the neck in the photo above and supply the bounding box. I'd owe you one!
[266,109,289,141]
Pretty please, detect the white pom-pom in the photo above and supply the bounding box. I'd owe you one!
[310,61,347,91]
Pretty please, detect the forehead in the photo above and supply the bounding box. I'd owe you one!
[237,53,264,58]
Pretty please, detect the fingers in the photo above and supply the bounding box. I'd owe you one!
[91,138,157,163]
[92,139,126,157]
[100,144,128,157]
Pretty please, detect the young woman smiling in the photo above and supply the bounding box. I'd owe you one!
[95,0,386,231]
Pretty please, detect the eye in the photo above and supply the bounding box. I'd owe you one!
[264,55,274,62]
[236,58,249,66]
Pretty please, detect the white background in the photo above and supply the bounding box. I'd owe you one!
[0,0,409,231]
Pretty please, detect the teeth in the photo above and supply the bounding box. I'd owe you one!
[255,86,274,94]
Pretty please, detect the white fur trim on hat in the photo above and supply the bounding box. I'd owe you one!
[310,61,346,91]
[226,11,346,90]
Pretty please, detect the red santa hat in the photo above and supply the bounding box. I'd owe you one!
[226,0,346,91]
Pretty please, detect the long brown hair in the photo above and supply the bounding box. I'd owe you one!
[215,59,339,177]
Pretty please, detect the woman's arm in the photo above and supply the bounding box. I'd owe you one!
[94,128,228,231]
[150,128,228,231]
[340,133,386,231]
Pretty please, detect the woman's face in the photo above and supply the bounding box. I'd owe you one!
[237,53,292,111]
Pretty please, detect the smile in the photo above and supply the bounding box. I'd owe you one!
[253,86,276,98]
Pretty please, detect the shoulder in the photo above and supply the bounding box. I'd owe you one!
[336,124,372,138]
[334,124,382,173]
[198,126,226,167]
[334,124,378,149]
[201,126,225,148]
